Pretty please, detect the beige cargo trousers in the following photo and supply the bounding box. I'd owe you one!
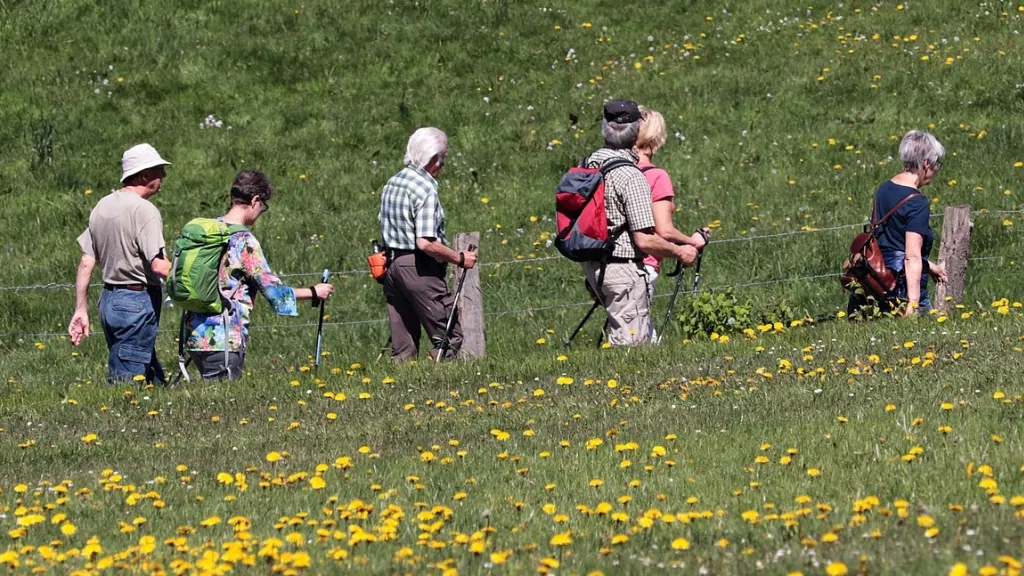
[582,261,651,346]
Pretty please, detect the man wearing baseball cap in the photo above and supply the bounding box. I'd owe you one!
[581,99,697,345]
[69,143,173,383]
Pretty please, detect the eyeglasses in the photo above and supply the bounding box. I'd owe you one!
[930,160,943,173]
[258,197,269,213]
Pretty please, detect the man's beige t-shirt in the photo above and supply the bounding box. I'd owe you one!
[77,190,165,286]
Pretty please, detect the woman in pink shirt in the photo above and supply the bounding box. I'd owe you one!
[635,106,709,338]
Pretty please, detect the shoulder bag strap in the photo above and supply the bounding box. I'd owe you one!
[871,192,919,231]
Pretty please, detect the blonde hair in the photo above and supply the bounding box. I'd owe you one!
[635,106,667,157]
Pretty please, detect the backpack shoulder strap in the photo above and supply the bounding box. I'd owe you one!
[639,165,658,173]
[599,158,640,240]
[599,157,636,176]
[871,192,919,230]
[226,224,250,235]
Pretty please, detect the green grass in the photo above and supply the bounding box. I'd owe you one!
[1,0,1023,573]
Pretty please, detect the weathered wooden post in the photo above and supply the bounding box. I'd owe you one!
[934,205,972,313]
[452,232,485,359]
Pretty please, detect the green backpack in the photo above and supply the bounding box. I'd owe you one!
[167,218,249,314]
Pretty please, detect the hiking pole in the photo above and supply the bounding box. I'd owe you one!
[690,251,704,294]
[314,269,329,371]
[436,245,476,362]
[376,336,391,362]
[656,260,686,343]
[564,299,601,349]
[657,230,709,342]
[596,317,610,348]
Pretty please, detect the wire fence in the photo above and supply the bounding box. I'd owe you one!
[0,209,1020,341]
[3,209,1018,293]
[4,254,1015,342]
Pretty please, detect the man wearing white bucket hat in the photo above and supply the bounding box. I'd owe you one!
[69,143,173,384]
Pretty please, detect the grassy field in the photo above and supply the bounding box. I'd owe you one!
[1,0,1023,573]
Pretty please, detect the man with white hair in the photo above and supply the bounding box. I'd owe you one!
[378,127,478,361]
[69,143,173,383]
[583,99,698,345]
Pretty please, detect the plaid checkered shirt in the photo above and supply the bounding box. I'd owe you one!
[379,164,446,250]
[585,148,655,260]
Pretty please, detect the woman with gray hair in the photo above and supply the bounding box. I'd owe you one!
[852,129,948,315]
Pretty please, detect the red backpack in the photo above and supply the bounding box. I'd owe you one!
[840,193,920,300]
[554,157,635,262]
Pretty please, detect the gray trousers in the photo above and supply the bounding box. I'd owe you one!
[188,351,245,381]
[382,251,462,361]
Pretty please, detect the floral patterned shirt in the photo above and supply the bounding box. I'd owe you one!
[185,225,297,352]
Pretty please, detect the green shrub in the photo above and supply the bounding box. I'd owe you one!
[675,288,752,339]
[758,296,804,326]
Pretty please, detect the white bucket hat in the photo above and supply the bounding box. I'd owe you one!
[120,143,171,183]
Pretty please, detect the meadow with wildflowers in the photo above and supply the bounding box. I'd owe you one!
[1,0,1023,573]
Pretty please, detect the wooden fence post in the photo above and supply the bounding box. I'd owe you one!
[452,232,485,359]
[934,205,972,313]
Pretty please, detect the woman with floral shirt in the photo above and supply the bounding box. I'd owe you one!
[184,170,334,380]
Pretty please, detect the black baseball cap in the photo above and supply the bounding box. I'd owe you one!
[604,99,641,123]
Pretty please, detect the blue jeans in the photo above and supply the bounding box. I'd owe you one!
[98,287,166,384]
[885,251,931,310]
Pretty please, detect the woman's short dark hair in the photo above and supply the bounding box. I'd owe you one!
[230,170,275,206]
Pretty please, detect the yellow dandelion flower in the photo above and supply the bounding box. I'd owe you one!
[826,562,849,576]
[550,531,572,546]
[200,516,221,527]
